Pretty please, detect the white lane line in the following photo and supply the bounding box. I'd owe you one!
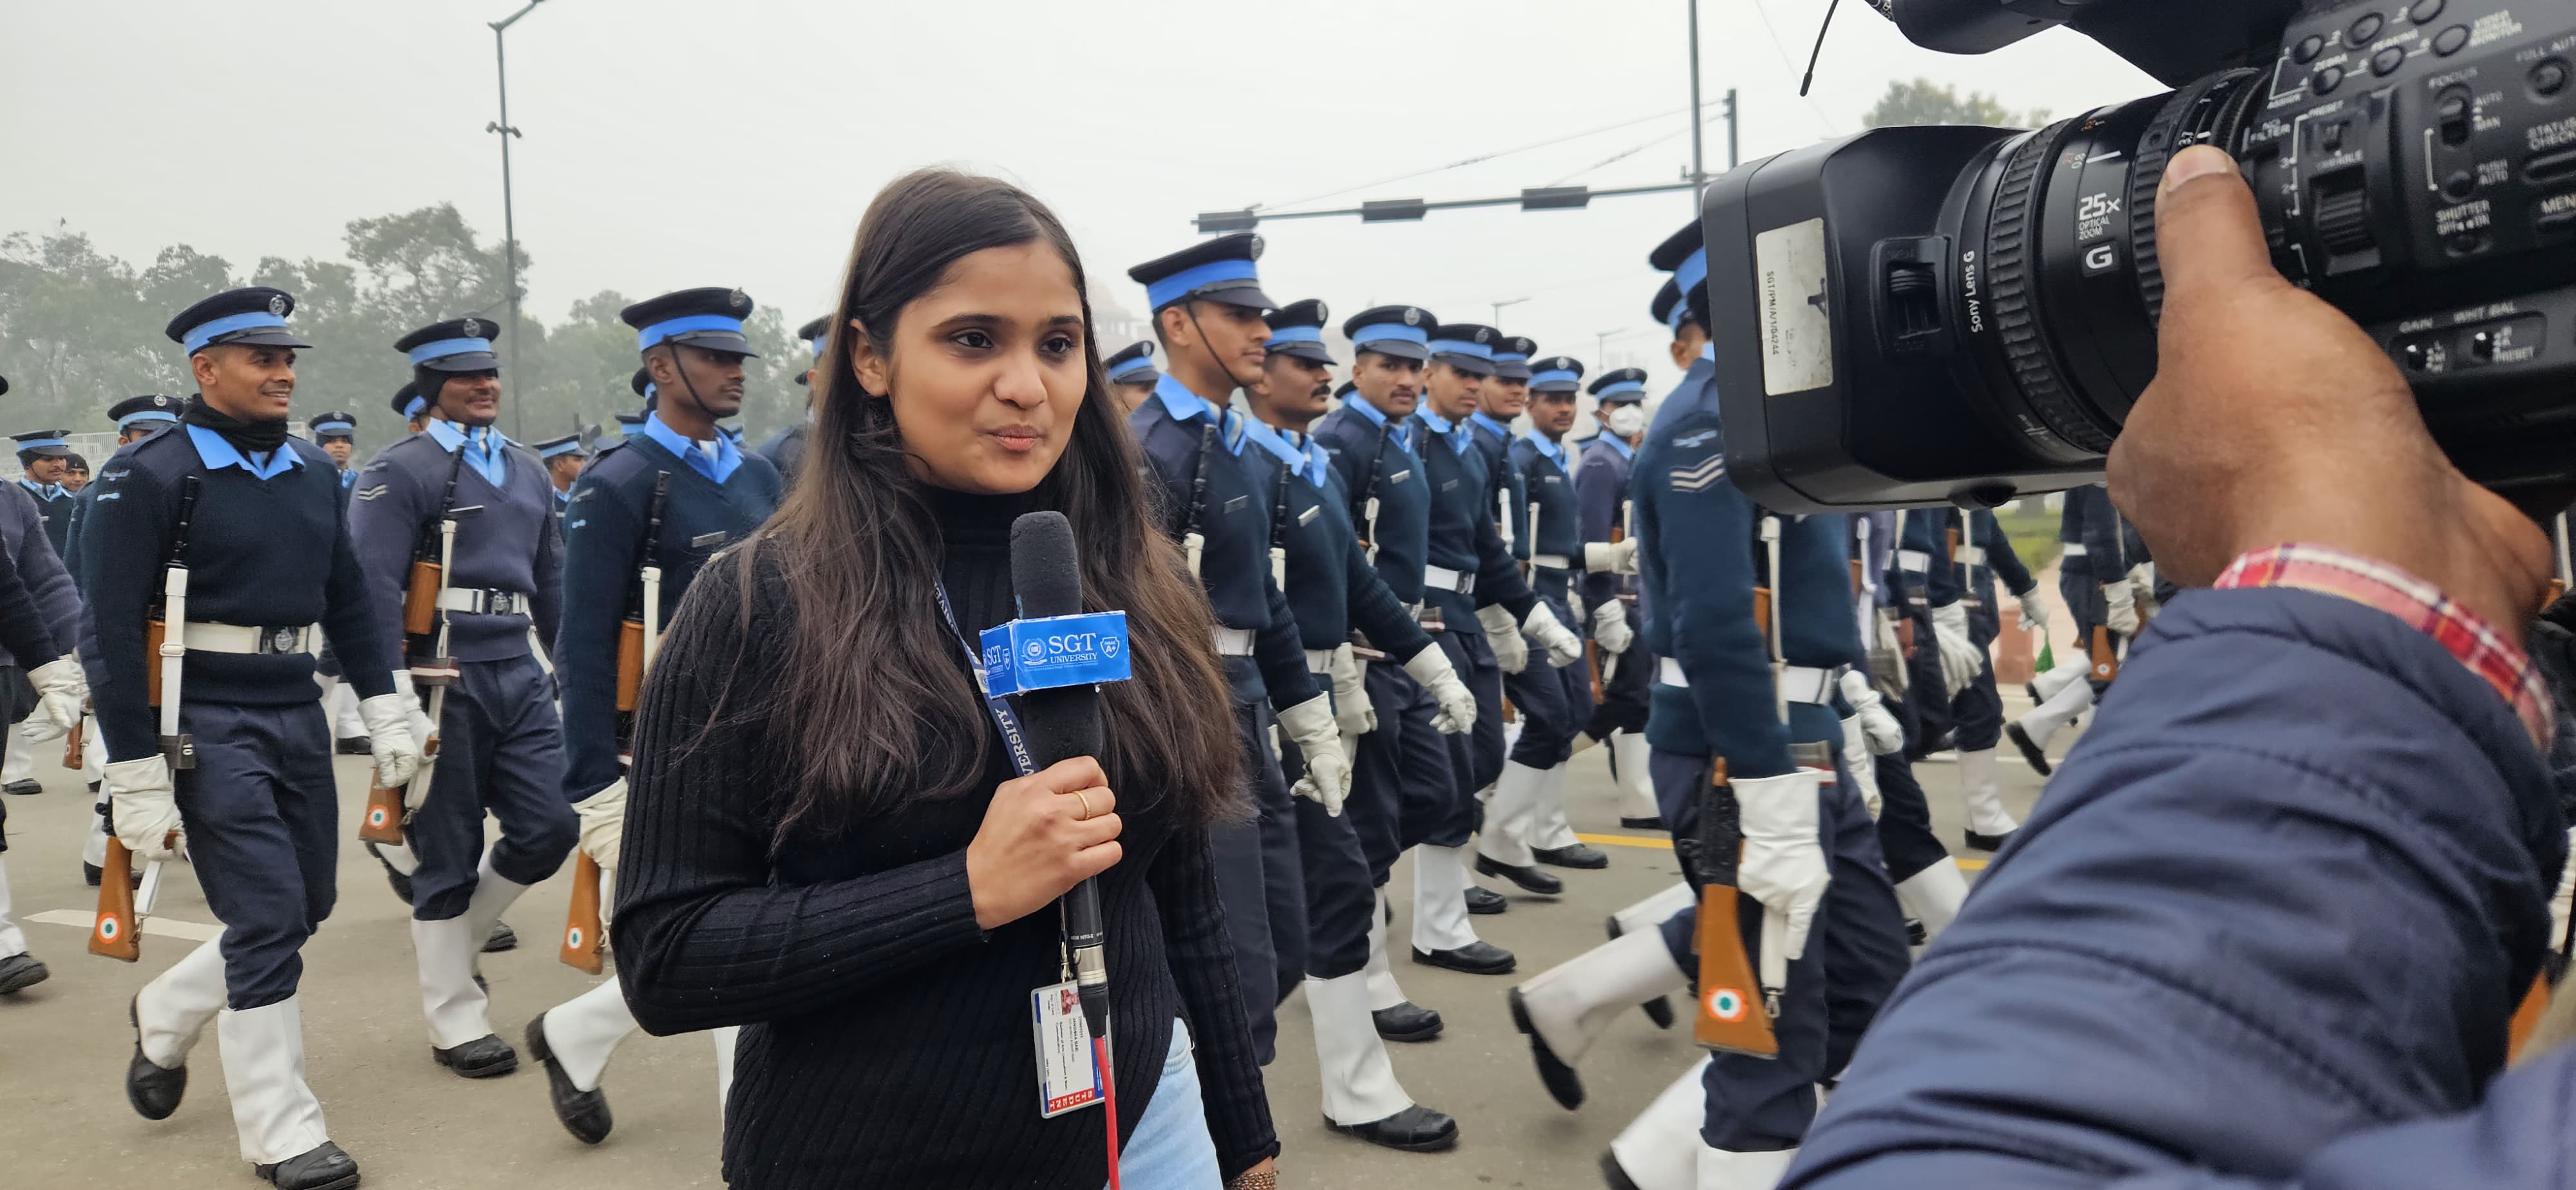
[28,909,222,942]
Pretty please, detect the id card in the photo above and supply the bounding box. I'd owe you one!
[1031,980,1103,1118]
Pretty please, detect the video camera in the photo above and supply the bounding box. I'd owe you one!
[1706,0,2576,511]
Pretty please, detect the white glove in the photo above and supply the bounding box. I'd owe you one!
[1590,598,1634,656]
[573,778,628,869]
[1736,768,1831,972]
[2129,562,2161,621]
[1329,643,1375,739]
[2016,590,2051,636]
[1839,717,1883,818]
[1524,602,1585,670]
[1567,589,1586,628]
[2105,581,2141,636]
[1838,670,1904,756]
[22,657,85,741]
[1477,604,1530,675]
[358,692,424,789]
[103,755,184,861]
[1929,601,1984,697]
[1403,645,1479,735]
[1584,538,1640,576]
[389,669,437,749]
[1275,695,1349,816]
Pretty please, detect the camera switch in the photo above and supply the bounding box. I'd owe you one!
[2294,35,2327,64]
[2351,14,2386,45]
[2372,48,2407,78]
[2313,66,2347,96]
[2434,24,2470,57]
[2409,0,2445,24]
[2536,60,2571,99]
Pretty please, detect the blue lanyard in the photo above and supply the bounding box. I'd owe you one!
[931,580,1040,779]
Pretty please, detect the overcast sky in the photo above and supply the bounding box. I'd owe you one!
[1,0,2159,399]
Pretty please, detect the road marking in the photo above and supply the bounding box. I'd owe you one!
[28,909,222,942]
[1574,834,1989,871]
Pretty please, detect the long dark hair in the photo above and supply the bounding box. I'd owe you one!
[724,168,1240,846]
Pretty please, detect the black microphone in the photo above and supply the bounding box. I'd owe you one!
[1009,511,1111,1041]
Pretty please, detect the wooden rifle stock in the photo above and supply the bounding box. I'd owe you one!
[62,701,85,770]
[614,617,645,713]
[90,838,140,962]
[1752,587,1772,639]
[1692,759,1779,1057]
[144,617,166,708]
[402,560,444,637]
[560,852,605,974]
[357,766,407,845]
[2090,625,2119,683]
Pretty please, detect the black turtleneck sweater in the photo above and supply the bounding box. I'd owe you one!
[612,486,1278,1189]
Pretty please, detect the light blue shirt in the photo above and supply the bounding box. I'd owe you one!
[1522,431,1565,468]
[15,478,62,500]
[1343,391,1412,453]
[1412,409,1472,457]
[638,410,743,484]
[1468,411,1515,444]
[185,424,304,482]
[1152,375,1246,456]
[1239,419,1329,488]
[424,417,512,488]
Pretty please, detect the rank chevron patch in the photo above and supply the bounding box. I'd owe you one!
[1669,453,1726,493]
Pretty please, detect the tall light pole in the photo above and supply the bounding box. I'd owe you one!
[488,0,548,440]
[1596,328,1625,364]
[1688,0,1705,198]
[1491,297,1531,330]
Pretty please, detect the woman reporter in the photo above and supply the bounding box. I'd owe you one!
[612,169,1280,1189]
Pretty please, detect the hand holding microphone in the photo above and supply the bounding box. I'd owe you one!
[966,756,1122,931]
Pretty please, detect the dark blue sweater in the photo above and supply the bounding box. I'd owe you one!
[348,428,563,665]
[77,426,395,762]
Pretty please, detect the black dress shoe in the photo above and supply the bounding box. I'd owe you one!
[484,921,518,952]
[1965,827,2016,853]
[127,997,186,1119]
[1464,885,1508,916]
[0,952,48,994]
[1508,987,1585,1110]
[1372,1001,1443,1043]
[2023,680,2041,704]
[1639,995,1675,1030]
[334,736,373,757]
[1617,815,1663,829]
[526,1015,612,1144]
[1412,940,1515,975]
[1601,1149,1646,1189]
[1533,842,1609,870]
[433,1033,520,1078]
[1473,853,1564,895]
[1906,918,1929,947]
[255,1140,360,1190]
[2005,721,2052,775]
[1325,1104,1459,1152]
[365,842,413,905]
[1,779,39,796]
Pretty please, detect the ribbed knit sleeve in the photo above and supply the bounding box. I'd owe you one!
[1148,823,1280,1177]
[612,558,990,1035]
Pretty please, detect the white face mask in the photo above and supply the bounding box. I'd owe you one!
[1605,405,1646,437]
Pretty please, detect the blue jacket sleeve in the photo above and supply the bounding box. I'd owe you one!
[345,454,432,666]
[1642,415,1792,779]
[1788,589,2566,1188]
[1574,449,1622,614]
[1897,511,1960,609]
[1256,574,1321,713]
[556,469,643,802]
[77,461,171,762]
[1345,536,1432,661]
[2076,486,2130,585]
[1978,511,2034,598]
[9,489,80,658]
[531,479,563,652]
[1470,485,1540,621]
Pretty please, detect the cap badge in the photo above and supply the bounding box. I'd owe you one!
[1314,300,1329,322]
[1402,308,1421,326]
[730,288,749,312]
[1475,328,1492,344]
[1248,234,1266,260]
[266,294,288,316]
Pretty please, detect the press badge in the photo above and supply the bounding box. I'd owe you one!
[1031,980,1103,1118]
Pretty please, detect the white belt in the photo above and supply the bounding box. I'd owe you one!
[1422,564,1476,594]
[435,587,533,616]
[2062,543,2088,556]
[182,622,316,656]
[1897,549,1930,573]
[1955,545,1986,567]
[1304,648,1334,675]
[1531,553,1573,571]
[1212,627,1255,656]
[1657,657,1837,704]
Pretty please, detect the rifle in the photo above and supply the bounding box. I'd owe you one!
[1181,418,1217,578]
[1354,417,1392,566]
[62,699,86,769]
[572,471,672,974]
[1691,757,1779,1057]
[1266,449,1293,589]
[402,446,471,638]
[99,477,201,959]
[560,851,606,975]
[365,498,478,845]
[2090,625,2120,685]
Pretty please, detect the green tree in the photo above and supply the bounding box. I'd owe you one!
[1862,78,2050,129]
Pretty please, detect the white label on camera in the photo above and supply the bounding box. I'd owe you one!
[1755,218,1834,396]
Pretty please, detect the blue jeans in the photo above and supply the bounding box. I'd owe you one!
[1111,1018,1221,1189]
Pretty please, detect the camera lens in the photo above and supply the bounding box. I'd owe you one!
[1944,68,2268,459]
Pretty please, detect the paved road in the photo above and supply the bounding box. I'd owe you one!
[0,692,2075,1189]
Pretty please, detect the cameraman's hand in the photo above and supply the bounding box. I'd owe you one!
[966,756,1122,930]
[2107,145,2550,634]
